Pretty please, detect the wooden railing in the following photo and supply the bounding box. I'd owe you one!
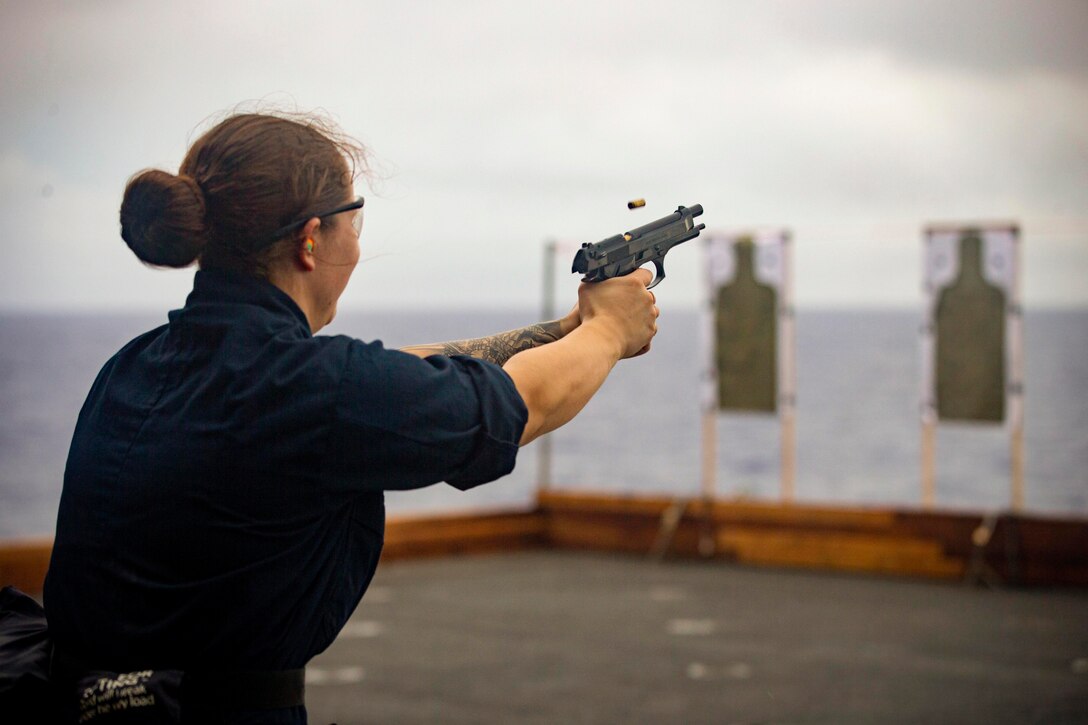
[4,491,1087,594]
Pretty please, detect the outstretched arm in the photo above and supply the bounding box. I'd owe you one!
[400,311,579,366]
[506,271,658,445]
[401,272,658,447]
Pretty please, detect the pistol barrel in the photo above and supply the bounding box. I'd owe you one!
[624,204,703,241]
[571,203,705,284]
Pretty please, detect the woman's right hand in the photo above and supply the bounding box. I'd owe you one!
[576,268,659,359]
[504,267,659,444]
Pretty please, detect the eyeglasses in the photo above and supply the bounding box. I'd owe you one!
[260,196,365,248]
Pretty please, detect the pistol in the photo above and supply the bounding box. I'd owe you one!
[571,204,705,289]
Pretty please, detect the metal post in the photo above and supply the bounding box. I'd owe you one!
[536,239,557,492]
[701,411,717,503]
[1011,423,1025,512]
[1008,227,1025,511]
[920,229,937,510]
[698,237,719,556]
[921,418,936,509]
[699,410,717,557]
[779,232,796,503]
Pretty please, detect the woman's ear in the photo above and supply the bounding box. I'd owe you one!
[297,217,321,271]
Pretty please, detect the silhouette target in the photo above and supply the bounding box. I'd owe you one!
[935,232,1006,422]
[715,238,777,412]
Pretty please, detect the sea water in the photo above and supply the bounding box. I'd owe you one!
[1,308,1085,538]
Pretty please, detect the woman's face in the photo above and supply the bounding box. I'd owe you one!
[312,194,363,328]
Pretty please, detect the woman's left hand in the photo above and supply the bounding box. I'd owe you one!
[559,303,581,337]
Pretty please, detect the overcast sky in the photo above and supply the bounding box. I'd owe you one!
[1,0,1085,312]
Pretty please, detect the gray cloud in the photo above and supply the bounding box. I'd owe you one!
[0,0,1085,311]
[775,0,1088,80]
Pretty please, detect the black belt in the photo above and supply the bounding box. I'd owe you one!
[184,668,305,709]
[51,650,306,710]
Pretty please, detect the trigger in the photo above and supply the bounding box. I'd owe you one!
[647,260,666,290]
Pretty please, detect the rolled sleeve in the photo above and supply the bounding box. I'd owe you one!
[326,341,528,492]
[441,355,527,490]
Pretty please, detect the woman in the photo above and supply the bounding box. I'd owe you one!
[43,111,657,723]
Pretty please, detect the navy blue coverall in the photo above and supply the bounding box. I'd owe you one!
[44,269,528,723]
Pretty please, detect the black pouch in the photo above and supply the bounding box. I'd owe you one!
[2,587,301,723]
[0,585,59,721]
[67,667,183,724]
[0,586,181,723]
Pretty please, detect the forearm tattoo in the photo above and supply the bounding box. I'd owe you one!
[401,320,565,366]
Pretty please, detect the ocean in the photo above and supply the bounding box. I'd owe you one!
[1,308,1085,538]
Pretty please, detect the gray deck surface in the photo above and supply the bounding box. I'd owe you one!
[307,551,1088,724]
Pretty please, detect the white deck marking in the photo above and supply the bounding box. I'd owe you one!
[341,620,385,638]
[666,618,716,636]
[306,666,366,685]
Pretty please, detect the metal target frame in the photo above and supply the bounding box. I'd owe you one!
[920,222,1024,510]
[700,229,796,503]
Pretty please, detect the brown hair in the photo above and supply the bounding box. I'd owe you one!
[119,111,366,276]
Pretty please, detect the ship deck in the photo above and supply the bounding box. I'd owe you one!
[308,550,1088,724]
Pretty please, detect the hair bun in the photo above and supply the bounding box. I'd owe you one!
[119,169,208,268]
